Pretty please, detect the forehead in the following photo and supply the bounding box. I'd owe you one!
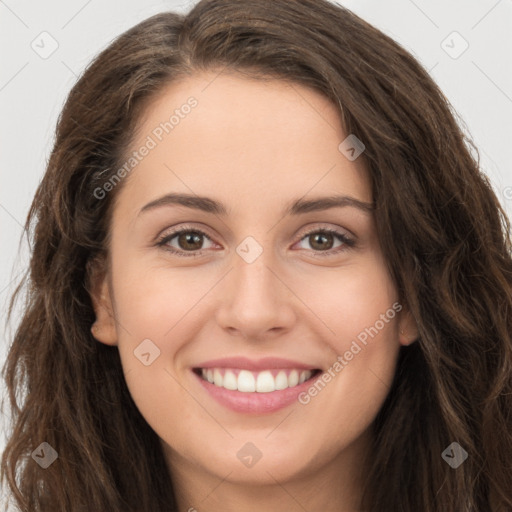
[115,70,371,220]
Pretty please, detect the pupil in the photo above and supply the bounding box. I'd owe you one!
[180,232,202,250]
[311,233,332,250]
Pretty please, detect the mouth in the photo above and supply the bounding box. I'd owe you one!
[192,367,323,393]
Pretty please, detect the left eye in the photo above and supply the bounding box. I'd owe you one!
[294,229,353,253]
[156,229,216,257]
[156,226,355,258]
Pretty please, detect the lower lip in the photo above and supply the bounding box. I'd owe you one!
[192,369,322,414]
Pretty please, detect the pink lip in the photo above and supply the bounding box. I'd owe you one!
[191,360,323,414]
[193,356,319,371]
[192,370,321,414]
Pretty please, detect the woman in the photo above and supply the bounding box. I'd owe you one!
[2,0,512,510]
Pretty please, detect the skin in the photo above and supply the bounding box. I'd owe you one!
[90,70,418,512]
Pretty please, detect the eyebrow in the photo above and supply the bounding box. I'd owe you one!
[137,192,374,218]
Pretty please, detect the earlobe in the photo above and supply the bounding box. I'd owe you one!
[87,257,118,346]
[398,305,419,346]
[90,301,118,346]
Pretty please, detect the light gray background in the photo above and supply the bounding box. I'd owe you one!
[1,0,511,504]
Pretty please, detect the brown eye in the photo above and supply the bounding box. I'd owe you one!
[308,232,335,251]
[156,228,215,257]
[157,225,355,259]
[295,228,354,256]
[176,232,204,251]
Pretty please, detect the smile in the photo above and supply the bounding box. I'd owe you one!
[193,367,322,393]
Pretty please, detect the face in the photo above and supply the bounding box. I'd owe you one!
[91,70,417,495]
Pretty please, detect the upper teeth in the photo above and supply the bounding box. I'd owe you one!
[200,368,314,393]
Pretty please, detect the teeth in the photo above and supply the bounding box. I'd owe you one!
[223,369,238,390]
[275,371,288,390]
[256,371,274,392]
[200,368,314,393]
[238,370,255,392]
[288,370,299,387]
[213,368,223,387]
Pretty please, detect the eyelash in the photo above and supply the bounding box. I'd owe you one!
[155,224,356,259]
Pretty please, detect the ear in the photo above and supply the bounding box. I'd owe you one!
[87,256,118,346]
[398,303,419,346]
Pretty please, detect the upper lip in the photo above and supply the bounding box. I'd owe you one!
[194,356,320,371]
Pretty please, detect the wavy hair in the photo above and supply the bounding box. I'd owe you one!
[2,0,512,510]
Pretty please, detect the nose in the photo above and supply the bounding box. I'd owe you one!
[215,246,296,341]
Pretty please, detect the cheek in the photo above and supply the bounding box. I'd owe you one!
[108,264,215,434]
[302,253,398,347]
[294,256,400,430]
[111,260,209,339]
[293,313,400,465]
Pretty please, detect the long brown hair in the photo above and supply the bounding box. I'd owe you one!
[2,0,512,510]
